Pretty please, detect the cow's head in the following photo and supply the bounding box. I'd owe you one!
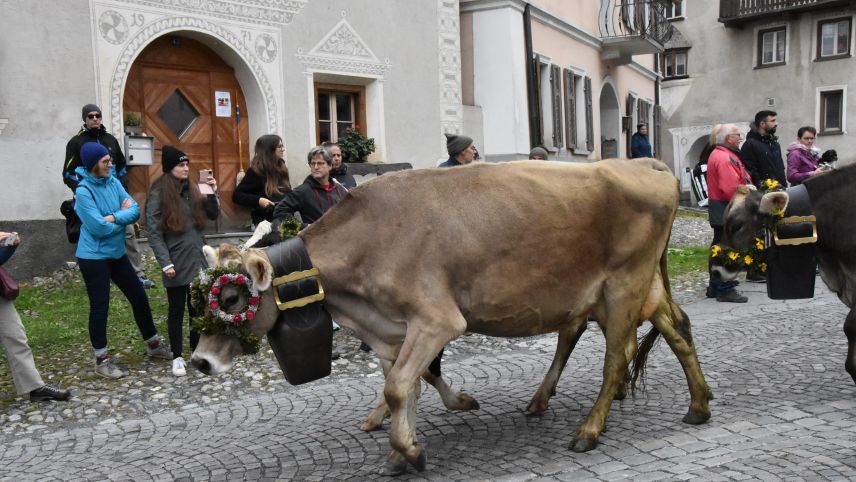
[713,186,789,282]
[191,244,279,375]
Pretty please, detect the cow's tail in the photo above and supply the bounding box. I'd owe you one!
[629,231,672,394]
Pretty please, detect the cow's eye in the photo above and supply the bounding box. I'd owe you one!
[224,294,239,307]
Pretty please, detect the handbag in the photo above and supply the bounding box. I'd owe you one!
[60,185,94,244]
[0,267,19,300]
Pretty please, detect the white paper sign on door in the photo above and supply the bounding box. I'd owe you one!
[215,91,231,117]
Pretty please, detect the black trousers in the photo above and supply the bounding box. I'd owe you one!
[166,285,200,359]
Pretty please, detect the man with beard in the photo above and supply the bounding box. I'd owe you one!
[322,141,356,189]
[740,110,786,188]
[62,104,154,289]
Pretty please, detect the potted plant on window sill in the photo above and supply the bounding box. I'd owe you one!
[124,112,143,135]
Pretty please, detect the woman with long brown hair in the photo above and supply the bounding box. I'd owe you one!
[233,134,291,225]
[146,146,219,376]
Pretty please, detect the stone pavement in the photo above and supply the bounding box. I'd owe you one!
[1,278,855,481]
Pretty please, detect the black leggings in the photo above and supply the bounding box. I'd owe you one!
[166,285,200,359]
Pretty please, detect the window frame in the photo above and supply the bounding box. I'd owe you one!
[816,17,852,61]
[757,26,787,68]
[817,87,847,135]
[667,0,684,20]
[661,48,689,80]
[313,82,367,145]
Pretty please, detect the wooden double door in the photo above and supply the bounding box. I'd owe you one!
[124,35,251,231]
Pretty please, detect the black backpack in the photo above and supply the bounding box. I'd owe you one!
[60,185,94,244]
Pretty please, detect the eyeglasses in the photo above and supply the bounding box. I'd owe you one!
[87,113,102,119]
[309,161,327,167]
[276,144,284,149]
[99,157,113,164]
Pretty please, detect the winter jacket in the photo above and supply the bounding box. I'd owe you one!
[331,164,357,189]
[232,168,289,225]
[786,142,820,185]
[0,244,17,267]
[63,125,127,191]
[147,180,219,287]
[739,128,785,188]
[630,133,652,158]
[706,145,752,227]
[73,167,139,260]
[272,175,348,227]
[438,157,463,168]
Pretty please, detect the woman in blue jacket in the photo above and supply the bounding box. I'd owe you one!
[74,142,170,379]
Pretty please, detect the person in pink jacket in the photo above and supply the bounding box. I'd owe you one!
[786,126,831,185]
[706,124,753,302]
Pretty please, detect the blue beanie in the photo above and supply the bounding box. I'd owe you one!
[80,142,109,171]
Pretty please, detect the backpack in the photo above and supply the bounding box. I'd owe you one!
[60,185,94,244]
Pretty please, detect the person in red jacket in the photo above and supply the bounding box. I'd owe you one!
[706,124,753,302]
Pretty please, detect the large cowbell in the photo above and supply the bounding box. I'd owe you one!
[766,185,817,300]
[265,238,333,385]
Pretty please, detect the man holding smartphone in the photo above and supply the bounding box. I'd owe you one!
[62,104,154,289]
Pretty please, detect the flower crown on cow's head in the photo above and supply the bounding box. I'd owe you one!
[191,265,262,354]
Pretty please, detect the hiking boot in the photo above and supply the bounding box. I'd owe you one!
[147,342,172,359]
[716,290,748,303]
[172,357,187,377]
[95,358,126,379]
[705,286,715,298]
[30,385,71,402]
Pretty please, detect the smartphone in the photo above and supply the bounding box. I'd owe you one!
[198,169,213,184]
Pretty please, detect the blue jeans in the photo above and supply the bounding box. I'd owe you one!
[78,256,157,351]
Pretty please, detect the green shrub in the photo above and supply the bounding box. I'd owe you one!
[337,128,375,163]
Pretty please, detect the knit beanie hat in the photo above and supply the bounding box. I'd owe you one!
[82,104,102,120]
[529,146,548,160]
[445,133,474,157]
[161,145,189,173]
[80,142,109,171]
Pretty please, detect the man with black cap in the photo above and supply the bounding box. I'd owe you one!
[439,133,476,167]
[62,104,154,289]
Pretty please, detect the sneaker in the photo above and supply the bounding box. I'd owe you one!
[139,275,155,289]
[705,286,716,298]
[147,342,172,359]
[716,290,748,303]
[30,385,71,402]
[95,358,126,379]
[172,357,187,376]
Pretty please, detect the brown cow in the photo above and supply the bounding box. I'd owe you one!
[191,159,712,474]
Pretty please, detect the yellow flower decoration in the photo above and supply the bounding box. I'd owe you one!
[759,262,768,272]
[764,179,780,191]
[728,251,740,261]
[755,238,765,250]
[744,255,753,265]
[711,245,722,257]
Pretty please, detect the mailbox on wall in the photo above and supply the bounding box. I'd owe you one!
[125,135,155,166]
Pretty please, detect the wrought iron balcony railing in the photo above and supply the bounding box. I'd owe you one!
[720,0,851,26]
[599,0,673,46]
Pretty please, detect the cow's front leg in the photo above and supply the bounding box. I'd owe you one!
[384,319,463,475]
[527,317,587,414]
[361,359,394,432]
[571,316,635,452]
[843,309,856,384]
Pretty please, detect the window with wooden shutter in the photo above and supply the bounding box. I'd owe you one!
[563,69,577,150]
[530,55,543,149]
[584,76,594,152]
[550,64,563,148]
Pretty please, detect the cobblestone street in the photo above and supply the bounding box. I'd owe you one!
[1,276,855,481]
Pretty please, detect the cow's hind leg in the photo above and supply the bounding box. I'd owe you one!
[422,349,480,411]
[571,309,637,452]
[384,312,465,474]
[361,359,394,432]
[526,317,588,414]
[644,301,712,425]
[843,309,856,385]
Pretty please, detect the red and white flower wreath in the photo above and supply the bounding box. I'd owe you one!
[207,273,261,325]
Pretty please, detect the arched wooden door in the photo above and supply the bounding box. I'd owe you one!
[123,35,251,232]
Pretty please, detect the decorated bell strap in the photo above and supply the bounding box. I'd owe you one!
[265,236,325,311]
[772,184,817,247]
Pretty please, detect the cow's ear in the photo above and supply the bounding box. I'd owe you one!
[245,253,273,291]
[759,192,789,216]
[202,245,219,268]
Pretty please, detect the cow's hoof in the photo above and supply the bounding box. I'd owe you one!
[410,447,427,472]
[525,398,549,415]
[682,410,710,425]
[360,419,384,432]
[570,436,598,453]
[456,393,480,411]
[385,452,408,476]
[615,382,628,401]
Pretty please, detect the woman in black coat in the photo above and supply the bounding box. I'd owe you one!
[232,135,292,225]
[146,146,219,376]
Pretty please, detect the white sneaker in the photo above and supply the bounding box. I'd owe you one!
[172,357,187,377]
